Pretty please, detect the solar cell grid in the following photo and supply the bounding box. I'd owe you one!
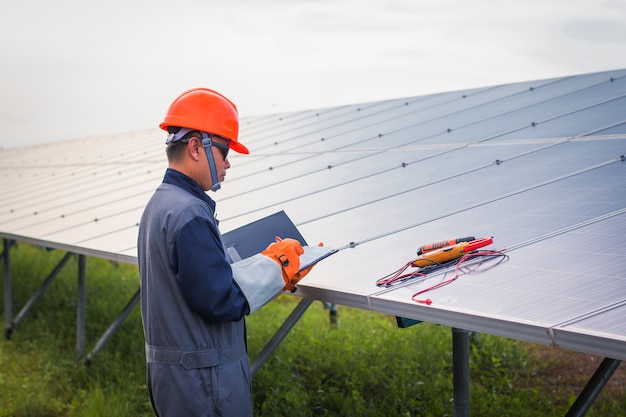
[1,68,625,364]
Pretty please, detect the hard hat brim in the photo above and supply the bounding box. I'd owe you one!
[230,140,249,155]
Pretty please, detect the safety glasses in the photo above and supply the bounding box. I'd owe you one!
[181,135,230,160]
[211,140,230,160]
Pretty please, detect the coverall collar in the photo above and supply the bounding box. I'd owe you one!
[163,168,216,211]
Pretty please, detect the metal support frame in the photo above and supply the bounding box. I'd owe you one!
[250,298,314,377]
[5,244,139,361]
[250,314,475,417]
[565,357,622,417]
[447,328,622,417]
[452,328,470,417]
[325,302,338,325]
[84,289,140,364]
[447,326,621,417]
[3,239,12,340]
[2,237,322,365]
[76,255,86,356]
[2,240,621,415]
[3,245,75,342]
[12,252,74,329]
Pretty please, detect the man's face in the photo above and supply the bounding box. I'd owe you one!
[210,137,231,185]
[195,136,231,191]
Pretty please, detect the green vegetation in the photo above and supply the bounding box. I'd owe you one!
[1,243,624,416]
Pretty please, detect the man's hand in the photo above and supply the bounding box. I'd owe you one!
[262,238,304,291]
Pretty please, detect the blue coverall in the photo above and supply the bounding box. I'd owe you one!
[138,169,284,416]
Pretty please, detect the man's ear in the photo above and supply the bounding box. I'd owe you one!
[188,137,202,161]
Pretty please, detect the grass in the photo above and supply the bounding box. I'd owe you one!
[1,243,624,416]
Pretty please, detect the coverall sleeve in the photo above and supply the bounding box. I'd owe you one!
[231,254,285,313]
[173,217,250,322]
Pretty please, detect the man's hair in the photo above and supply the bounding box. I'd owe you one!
[166,140,187,162]
[165,127,201,162]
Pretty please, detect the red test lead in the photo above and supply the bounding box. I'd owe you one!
[411,247,509,305]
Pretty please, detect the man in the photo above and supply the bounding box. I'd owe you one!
[137,88,311,416]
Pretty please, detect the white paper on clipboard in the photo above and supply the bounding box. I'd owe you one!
[299,245,338,272]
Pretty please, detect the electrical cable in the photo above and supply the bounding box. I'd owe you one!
[411,249,509,305]
[376,258,449,287]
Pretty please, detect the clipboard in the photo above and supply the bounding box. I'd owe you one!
[221,210,336,270]
[299,245,338,271]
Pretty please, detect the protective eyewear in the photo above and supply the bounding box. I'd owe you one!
[211,140,230,160]
[178,135,230,160]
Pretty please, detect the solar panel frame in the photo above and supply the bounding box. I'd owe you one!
[1,69,626,364]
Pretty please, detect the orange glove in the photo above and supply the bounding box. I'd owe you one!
[262,238,304,292]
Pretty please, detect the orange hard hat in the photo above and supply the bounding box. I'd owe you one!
[160,88,249,154]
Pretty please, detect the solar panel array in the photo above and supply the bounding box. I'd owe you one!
[1,68,625,360]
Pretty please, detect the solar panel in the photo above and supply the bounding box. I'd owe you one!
[1,69,625,366]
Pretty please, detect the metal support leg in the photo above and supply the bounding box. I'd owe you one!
[565,357,621,417]
[452,328,470,417]
[250,298,314,377]
[3,239,12,340]
[76,255,86,357]
[324,302,338,324]
[84,288,140,364]
[13,252,74,328]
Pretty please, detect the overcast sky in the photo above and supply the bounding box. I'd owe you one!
[2,0,626,149]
